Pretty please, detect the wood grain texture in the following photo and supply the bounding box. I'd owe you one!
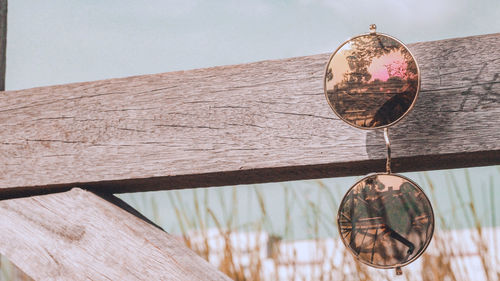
[0,33,499,195]
[0,0,6,91]
[0,188,231,281]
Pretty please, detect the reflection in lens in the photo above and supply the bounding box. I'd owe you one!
[338,174,434,268]
[325,34,419,129]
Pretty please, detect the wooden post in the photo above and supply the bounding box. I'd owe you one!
[0,0,6,91]
[0,33,498,196]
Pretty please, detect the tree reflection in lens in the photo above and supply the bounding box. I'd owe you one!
[325,34,419,129]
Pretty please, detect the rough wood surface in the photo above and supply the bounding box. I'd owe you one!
[0,0,6,91]
[0,33,499,195]
[0,188,231,281]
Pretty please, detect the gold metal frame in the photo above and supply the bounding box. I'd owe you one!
[323,29,421,130]
[336,172,435,269]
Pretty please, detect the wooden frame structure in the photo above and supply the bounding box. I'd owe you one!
[0,1,499,279]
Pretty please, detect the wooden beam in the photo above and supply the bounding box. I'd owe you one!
[0,0,6,91]
[0,188,231,280]
[0,33,499,195]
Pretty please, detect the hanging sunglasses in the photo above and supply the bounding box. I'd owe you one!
[324,24,434,275]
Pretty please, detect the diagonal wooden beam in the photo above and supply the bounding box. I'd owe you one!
[0,33,499,195]
[0,188,231,280]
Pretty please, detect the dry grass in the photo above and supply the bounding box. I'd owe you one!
[0,167,498,280]
[160,168,500,281]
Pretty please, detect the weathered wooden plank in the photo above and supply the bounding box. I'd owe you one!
[0,33,499,195]
[0,0,6,91]
[0,188,231,281]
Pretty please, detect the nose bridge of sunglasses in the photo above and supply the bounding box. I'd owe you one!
[384,127,391,174]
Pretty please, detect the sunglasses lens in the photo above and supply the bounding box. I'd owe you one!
[338,174,434,268]
[325,34,419,129]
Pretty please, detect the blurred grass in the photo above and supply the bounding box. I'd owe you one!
[120,166,499,280]
[0,166,499,280]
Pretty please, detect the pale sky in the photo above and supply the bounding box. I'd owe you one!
[5,0,500,90]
